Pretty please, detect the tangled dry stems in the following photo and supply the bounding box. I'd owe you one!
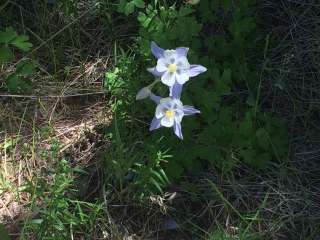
[255,0,320,238]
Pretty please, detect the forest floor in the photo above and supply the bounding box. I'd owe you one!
[1,1,320,239]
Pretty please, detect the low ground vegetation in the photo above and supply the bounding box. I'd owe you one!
[0,0,319,239]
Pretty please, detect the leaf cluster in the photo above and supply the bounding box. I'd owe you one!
[105,0,289,188]
[0,27,36,93]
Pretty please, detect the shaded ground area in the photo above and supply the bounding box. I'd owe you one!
[259,0,320,237]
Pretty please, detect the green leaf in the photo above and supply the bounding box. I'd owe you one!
[10,35,33,51]
[6,74,32,93]
[246,94,256,107]
[3,138,17,149]
[159,168,170,184]
[221,0,233,10]
[134,0,145,8]
[150,177,164,193]
[0,224,10,240]
[238,112,253,138]
[199,0,216,22]
[240,148,256,165]
[193,145,215,160]
[0,46,13,62]
[255,128,270,151]
[137,12,153,28]
[124,1,135,15]
[30,219,43,225]
[212,68,232,95]
[178,6,194,17]
[170,16,202,41]
[256,153,271,168]
[118,0,127,12]
[6,74,20,92]
[151,169,166,186]
[165,161,183,180]
[229,17,256,41]
[0,27,17,44]
[221,68,231,84]
[16,60,36,76]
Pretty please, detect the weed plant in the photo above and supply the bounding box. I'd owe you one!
[20,142,106,240]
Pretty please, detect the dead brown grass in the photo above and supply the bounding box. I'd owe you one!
[0,56,113,231]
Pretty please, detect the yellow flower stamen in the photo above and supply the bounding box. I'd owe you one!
[168,64,177,73]
[165,110,175,118]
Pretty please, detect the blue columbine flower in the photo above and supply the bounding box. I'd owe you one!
[149,94,200,140]
[147,41,207,98]
[136,42,205,140]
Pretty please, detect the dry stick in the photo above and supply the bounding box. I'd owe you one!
[254,34,270,116]
[243,191,270,236]
[0,91,106,99]
[207,179,249,225]
[0,198,13,220]
[0,0,10,11]
[14,103,29,202]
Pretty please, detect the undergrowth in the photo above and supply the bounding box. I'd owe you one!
[1,0,318,239]
[105,0,288,190]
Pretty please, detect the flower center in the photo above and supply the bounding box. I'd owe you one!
[168,64,177,73]
[165,109,175,119]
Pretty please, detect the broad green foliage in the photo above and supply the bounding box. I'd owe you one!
[118,0,145,15]
[5,60,35,93]
[105,0,289,190]
[0,27,33,56]
[137,0,288,174]
[0,27,36,93]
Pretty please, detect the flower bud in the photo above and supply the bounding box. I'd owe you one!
[186,0,200,5]
[136,87,151,100]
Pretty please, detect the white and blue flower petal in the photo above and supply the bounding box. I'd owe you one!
[173,122,183,139]
[176,47,189,57]
[149,117,162,131]
[189,64,207,77]
[176,56,190,69]
[183,105,201,116]
[150,93,161,104]
[170,83,183,99]
[156,58,169,73]
[174,109,184,123]
[147,67,164,77]
[163,50,178,61]
[149,97,197,140]
[155,104,165,119]
[161,116,175,128]
[151,41,164,59]
[176,72,189,85]
[161,71,176,86]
